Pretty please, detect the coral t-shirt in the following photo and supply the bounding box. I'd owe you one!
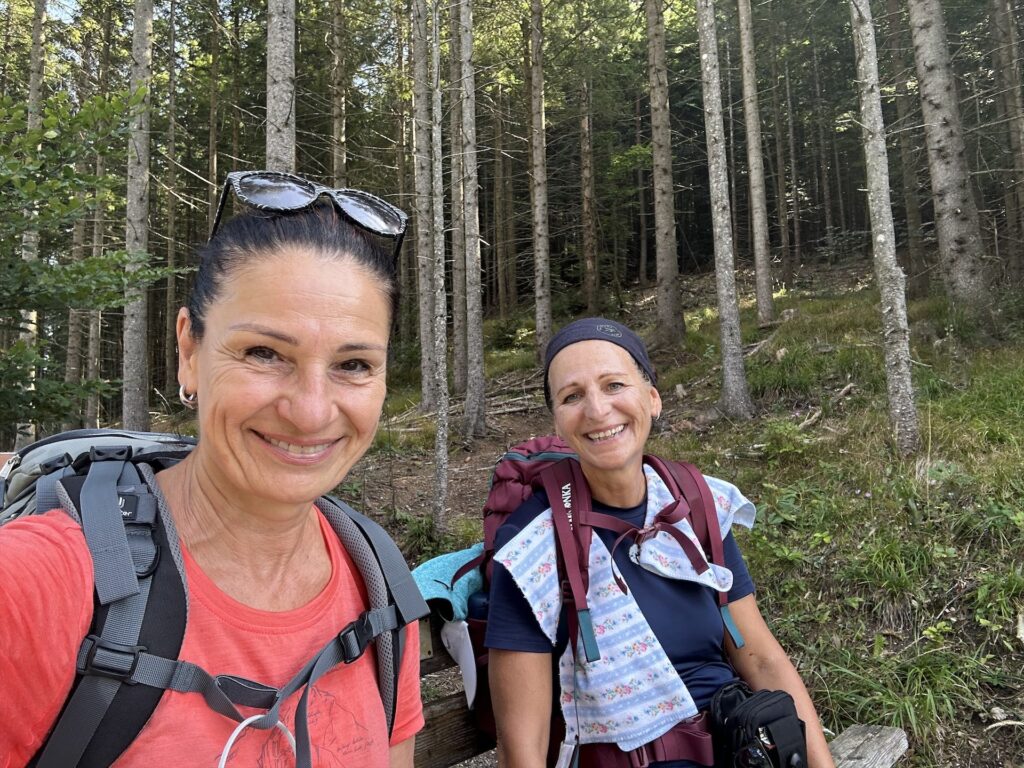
[0,509,422,768]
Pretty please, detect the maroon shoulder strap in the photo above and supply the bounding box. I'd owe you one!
[539,458,601,662]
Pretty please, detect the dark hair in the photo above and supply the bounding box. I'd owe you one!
[187,203,398,340]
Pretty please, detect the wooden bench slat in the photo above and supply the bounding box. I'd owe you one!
[830,724,908,768]
[415,691,495,768]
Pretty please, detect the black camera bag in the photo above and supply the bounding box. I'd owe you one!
[709,681,807,767]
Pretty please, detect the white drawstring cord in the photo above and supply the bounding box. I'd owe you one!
[217,713,297,768]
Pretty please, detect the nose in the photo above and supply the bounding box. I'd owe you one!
[277,368,335,433]
[582,389,611,420]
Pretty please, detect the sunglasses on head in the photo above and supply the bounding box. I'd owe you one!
[209,170,409,260]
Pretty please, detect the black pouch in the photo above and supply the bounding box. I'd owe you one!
[709,682,807,768]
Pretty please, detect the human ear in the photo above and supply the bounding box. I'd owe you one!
[176,308,199,394]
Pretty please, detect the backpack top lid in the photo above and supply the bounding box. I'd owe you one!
[0,429,197,525]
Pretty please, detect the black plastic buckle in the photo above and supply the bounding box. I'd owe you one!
[338,613,378,663]
[78,634,146,684]
[39,453,72,474]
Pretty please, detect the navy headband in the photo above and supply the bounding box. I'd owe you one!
[542,317,656,407]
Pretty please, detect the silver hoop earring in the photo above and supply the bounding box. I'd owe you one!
[179,384,197,410]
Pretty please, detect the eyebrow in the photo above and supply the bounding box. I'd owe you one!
[229,322,387,353]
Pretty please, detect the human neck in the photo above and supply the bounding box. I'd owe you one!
[155,456,330,609]
[580,462,647,509]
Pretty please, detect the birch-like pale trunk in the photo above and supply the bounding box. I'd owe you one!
[266,0,295,172]
[411,0,437,411]
[122,0,154,431]
[697,0,754,420]
[580,78,599,315]
[736,0,773,326]
[450,0,467,396]
[429,0,450,529]
[645,0,684,345]
[850,0,920,456]
[529,0,552,356]
[460,0,486,439]
[331,0,348,187]
[906,0,990,310]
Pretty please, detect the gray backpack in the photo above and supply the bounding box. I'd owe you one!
[0,428,428,768]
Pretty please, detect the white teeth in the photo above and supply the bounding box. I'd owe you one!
[587,425,624,441]
[265,436,332,455]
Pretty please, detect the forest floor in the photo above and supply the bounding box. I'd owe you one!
[340,258,1024,768]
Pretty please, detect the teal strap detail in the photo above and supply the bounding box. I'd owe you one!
[577,609,601,662]
[722,604,744,648]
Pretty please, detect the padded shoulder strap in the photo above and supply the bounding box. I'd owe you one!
[317,496,428,736]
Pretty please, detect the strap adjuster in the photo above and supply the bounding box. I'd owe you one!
[338,612,378,663]
[78,634,145,683]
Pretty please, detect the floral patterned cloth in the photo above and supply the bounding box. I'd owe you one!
[495,466,755,752]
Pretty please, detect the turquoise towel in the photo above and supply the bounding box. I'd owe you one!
[411,543,484,622]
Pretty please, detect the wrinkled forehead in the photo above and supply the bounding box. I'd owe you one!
[547,339,645,384]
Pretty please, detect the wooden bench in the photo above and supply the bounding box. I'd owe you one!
[415,616,909,768]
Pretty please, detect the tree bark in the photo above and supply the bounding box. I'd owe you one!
[529,0,552,356]
[494,86,509,317]
[123,0,154,431]
[737,0,774,326]
[15,0,47,447]
[884,0,928,297]
[636,97,649,288]
[266,0,296,172]
[165,0,178,395]
[645,0,684,345]
[850,0,920,456]
[697,0,754,420]
[580,78,599,315]
[768,3,791,280]
[411,0,437,411]
[784,61,801,280]
[208,0,219,219]
[906,0,990,311]
[450,0,467,396]
[64,170,87,430]
[460,0,486,439]
[331,0,348,187]
[812,39,835,258]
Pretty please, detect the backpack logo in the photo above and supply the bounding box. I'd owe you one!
[561,483,573,526]
[118,494,137,520]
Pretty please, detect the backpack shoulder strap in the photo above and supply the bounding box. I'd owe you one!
[538,459,600,663]
[34,453,187,768]
[318,496,429,737]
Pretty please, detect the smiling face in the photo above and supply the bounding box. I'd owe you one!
[176,245,391,513]
[547,340,662,498]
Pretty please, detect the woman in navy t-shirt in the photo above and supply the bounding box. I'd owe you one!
[485,318,835,768]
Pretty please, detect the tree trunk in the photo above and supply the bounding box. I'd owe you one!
[725,39,738,250]
[123,0,154,432]
[460,0,486,439]
[394,0,416,344]
[768,9,791,282]
[989,0,1024,280]
[737,0,774,326]
[450,0,467,396]
[906,0,990,311]
[411,0,437,411]
[850,0,920,456]
[636,97,649,288]
[645,0,684,345]
[884,0,928,297]
[331,0,348,187]
[697,0,754,420]
[231,1,240,172]
[529,0,552,356]
[15,0,47,448]
[503,87,517,309]
[785,61,801,279]
[812,39,835,257]
[165,0,178,395]
[64,173,87,430]
[494,86,509,317]
[208,0,219,219]
[266,0,295,172]
[429,0,450,530]
[580,78,599,315]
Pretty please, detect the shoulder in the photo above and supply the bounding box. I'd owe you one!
[494,489,551,551]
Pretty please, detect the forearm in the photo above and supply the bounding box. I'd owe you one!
[490,648,552,768]
[388,736,415,768]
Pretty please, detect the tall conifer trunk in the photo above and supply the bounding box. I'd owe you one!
[266,0,295,171]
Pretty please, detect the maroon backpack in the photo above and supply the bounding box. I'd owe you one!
[455,436,739,743]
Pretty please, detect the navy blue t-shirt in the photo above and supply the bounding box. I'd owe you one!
[484,489,755,768]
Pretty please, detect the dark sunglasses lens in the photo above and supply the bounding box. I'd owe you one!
[335,191,404,236]
[237,174,316,209]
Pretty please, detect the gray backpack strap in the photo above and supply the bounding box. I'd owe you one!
[317,496,429,736]
[36,458,160,768]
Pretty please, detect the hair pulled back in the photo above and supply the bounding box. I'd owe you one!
[187,203,398,340]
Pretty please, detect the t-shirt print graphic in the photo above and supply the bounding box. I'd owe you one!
[217,686,378,767]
